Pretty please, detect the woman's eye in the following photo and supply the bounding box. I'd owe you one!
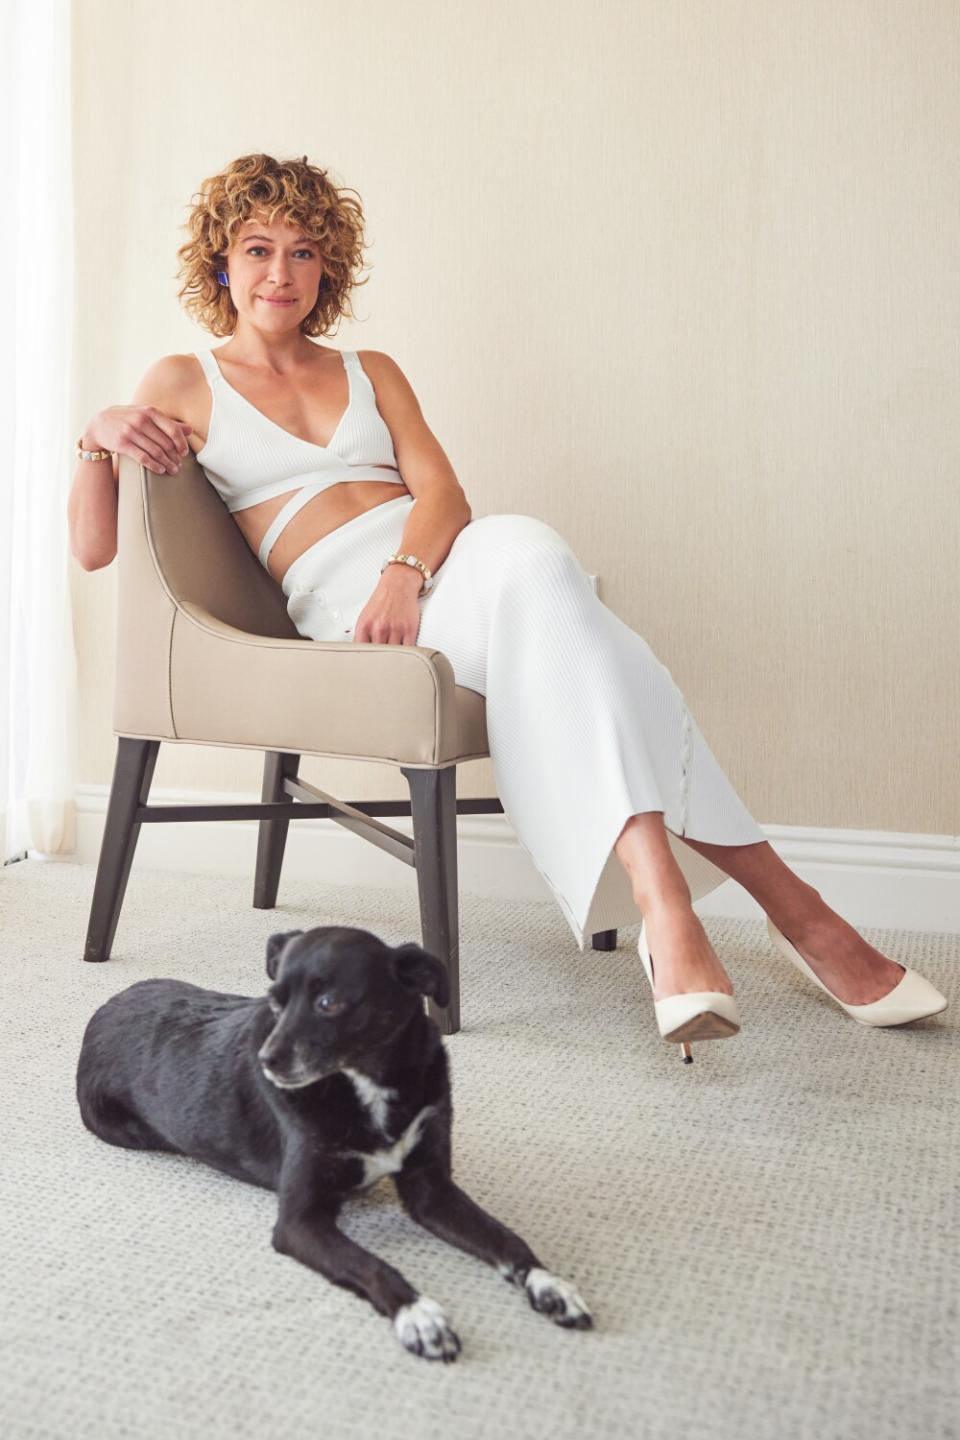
[246,247,313,258]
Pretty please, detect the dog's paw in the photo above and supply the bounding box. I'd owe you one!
[393,1295,462,1362]
[522,1267,594,1329]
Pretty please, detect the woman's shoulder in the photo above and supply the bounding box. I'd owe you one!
[351,350,423,418]
[131,352,211,454]
[133,350,207,399]
[354,348,397,375]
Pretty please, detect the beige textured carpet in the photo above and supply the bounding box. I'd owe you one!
[1,858,957,1440]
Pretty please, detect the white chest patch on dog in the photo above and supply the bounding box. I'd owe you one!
[342,1067,398,1134]
[341,1066,437,1188]
[344,1103,438,1189]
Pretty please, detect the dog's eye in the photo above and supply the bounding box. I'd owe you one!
[315,994,347,1016]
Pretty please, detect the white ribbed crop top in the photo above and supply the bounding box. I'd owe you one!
[193,347,407,569]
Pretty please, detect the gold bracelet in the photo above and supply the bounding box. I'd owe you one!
[380,553,435,593]
[75,435,114,462]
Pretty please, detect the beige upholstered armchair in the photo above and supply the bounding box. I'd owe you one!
[82,453,619,1034]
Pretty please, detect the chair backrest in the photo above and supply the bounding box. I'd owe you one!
[114,452,299,737]
[137,452,298,637]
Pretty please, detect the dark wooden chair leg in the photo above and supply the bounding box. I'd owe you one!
[253,751,300,909]
[83,737,160,963]
[402,764,460,1036]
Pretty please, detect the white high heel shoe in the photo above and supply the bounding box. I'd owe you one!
[637,919,741,1063]
[765,916,948,1026]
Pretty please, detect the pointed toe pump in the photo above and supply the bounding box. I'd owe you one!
[765,916,948,1027]
[637,919,741,1064]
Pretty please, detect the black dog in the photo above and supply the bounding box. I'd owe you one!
[76,925,593,1360]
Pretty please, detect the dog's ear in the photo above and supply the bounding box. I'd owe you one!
[265,930,304,980]
[391,944,450,1008]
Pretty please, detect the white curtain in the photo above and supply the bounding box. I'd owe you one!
[0,0,79,863]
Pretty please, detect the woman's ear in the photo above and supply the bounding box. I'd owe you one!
[391,943,450,1008]
[265,930,304,980]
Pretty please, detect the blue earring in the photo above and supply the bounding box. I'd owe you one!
[216,270,229,286]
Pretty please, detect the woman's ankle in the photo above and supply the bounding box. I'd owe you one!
[633,884,694,921]
[641,907,734,998]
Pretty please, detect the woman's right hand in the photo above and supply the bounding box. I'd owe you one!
[83,406,193,476]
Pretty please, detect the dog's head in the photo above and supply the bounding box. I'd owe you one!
[257,926,449,1090]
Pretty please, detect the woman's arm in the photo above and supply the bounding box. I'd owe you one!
[68,445,120,571]
[68,357,195,571]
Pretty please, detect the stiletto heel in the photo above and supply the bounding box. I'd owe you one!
[637,919,741,1063]
[765,916,948,1026]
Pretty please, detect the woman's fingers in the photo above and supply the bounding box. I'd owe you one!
[96,404,193,473]
[120,414,189,474]
[142,413,190,470]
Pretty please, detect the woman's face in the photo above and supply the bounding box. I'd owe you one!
[224,214,324,331]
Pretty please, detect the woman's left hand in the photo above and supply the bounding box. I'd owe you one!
[353,568,424,645]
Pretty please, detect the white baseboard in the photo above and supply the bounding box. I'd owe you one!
[49,783,960,935]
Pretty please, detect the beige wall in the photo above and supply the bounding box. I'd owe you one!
[70,0,960,833]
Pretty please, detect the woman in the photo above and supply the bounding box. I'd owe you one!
[68,153,946,1061]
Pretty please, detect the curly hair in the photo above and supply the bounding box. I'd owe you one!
[175,152,370,338]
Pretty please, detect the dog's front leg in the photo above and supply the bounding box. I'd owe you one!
[394,1163,593,1331]
[272,1162,461,1362]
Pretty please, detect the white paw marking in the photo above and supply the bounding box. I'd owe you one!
[393,1295,461,1361]
[523,1266,593,1329]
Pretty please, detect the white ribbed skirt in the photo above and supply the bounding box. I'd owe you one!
[280,495,767,950]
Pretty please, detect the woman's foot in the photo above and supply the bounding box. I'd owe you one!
[639,903,734,1001]
[768,899,906,1006]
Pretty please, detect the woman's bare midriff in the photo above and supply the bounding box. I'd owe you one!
[230,476,408,586]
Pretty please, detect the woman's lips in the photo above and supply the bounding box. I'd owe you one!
[261,297,296,305]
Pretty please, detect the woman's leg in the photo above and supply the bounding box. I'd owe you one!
[411,508,903,1006]
[613,811,739,1000]
[614,812,907,1005]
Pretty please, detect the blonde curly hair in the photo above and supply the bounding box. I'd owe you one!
[175,152,370,338]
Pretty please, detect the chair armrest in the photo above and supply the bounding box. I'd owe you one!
[165,602,463,766]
